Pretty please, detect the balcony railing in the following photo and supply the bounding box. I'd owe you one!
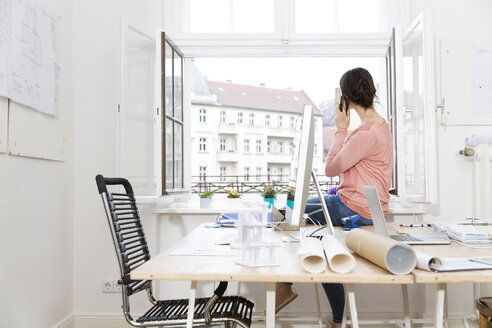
[192,174,339,195]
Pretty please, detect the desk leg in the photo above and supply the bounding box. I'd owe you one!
[401,284,411,327]
[187,280,197,328]
[435,283,446,328]
[266,282,276,328]
[341,293,348,328]
[314,284,324,328]
[347,284,359,328]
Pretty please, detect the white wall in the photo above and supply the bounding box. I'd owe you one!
[71,0,162,316]
[0,0,74,327]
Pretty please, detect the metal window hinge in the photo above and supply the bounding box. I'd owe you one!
[157,107,159,116]
[117,104,120,112]
[436,98,445,114]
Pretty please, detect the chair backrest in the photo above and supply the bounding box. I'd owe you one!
[96,175,152,297]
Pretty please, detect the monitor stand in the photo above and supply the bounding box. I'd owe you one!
[272,171,335,235]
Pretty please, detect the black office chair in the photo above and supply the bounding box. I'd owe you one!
[96,174,254,327]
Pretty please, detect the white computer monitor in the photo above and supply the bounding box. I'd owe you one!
[285,104,315,228]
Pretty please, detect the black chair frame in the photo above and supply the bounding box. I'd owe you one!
[96,174,254,327]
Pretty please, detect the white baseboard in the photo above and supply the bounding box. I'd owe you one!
[52,315,75,328]
[69,312,479,328]
[73,315,130,328]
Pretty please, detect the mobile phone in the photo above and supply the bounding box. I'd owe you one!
[338,96,348,113]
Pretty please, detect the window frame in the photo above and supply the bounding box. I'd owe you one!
[160,3,438,204]
[199,108,207,123]
[160,32,185,195]
[199,137,207,152]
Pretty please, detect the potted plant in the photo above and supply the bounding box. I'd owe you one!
[226,189,242,199]
[286,187,295,209]
[261,185,278,209]
[199,191,214,208]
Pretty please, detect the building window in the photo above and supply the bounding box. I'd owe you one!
[256,140,262,153]
[314,143,318,156]
[265,114,270,126]
[220,166,226,182]
[199,108,207,123]
[277,141,283,153]
[161,33,183,194]
[199,166,207,181]
[220,111,226,123]
[267,141,271,153]
[277,115,283,127]
[267,167,271,177]
[237,112,243,124]
[290,142,295,155]
[244,139,250,153]
[256,167,262,181]
[279,168,283,181]
[290,116,295,128]
[220,138,226,151]
[249,113,255,126]
[244,167,250,182]
[199,137,207,151]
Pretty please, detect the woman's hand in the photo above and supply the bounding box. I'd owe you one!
[335,103,350,130]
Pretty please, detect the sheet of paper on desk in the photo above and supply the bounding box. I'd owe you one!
[416,252,492,272]
[169,247,241,257]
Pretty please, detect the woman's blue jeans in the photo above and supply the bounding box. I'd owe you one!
[304,194,373,323]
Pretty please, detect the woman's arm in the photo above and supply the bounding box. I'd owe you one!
[325,129,374,177]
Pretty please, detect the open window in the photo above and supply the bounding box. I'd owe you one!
[396,12,437,203]
[118,19,158,196]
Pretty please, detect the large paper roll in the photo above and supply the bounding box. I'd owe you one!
[322,234,356,274]
[345,229,416,275]
[298,237,327,273]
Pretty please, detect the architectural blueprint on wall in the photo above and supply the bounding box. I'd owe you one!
[0,0,59,116]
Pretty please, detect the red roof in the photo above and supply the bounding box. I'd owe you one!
[206,80,322,116]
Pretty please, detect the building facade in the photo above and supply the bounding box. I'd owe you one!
[190,70,324,191]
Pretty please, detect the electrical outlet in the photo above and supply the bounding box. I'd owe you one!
[114,281,122,292]
[102,280,114,293]
[102,280,120,293]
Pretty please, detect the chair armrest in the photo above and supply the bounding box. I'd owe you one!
[204,281,228,324]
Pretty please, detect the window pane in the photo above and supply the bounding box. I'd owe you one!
[174,51,183,121]
[295,0,380,33]
[123,25,155,195]
[165,118,173,189]
[402,22,425,196]
[188,0,274,33]
[338,0,380,33]
[175,123,183,188]
[165,42,173,116]
[190,0,230,33]
[295,0,335,33]
[233,0,274,33]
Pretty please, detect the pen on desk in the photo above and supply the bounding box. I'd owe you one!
[399,223,432,227]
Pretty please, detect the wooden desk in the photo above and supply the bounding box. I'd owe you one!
[131,224,413,328]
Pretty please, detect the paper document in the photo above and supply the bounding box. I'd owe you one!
[416,253,492,272]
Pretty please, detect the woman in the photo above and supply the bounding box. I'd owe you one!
[276,67,393,328]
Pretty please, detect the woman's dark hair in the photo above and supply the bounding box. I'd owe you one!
[339,67,377,108]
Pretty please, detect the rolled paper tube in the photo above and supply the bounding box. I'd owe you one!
[345,229,417,275]
[322,234,356,273]
[298,237,327,274]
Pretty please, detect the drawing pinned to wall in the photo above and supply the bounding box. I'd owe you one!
[472,46,492,114]
[0,0,59,116]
